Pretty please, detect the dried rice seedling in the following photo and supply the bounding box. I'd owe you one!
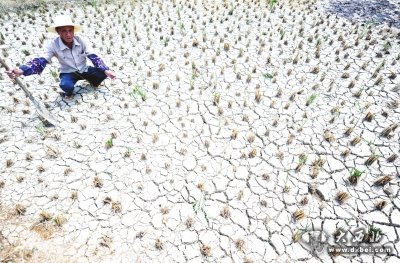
[344,127,353,136]
[283,185,290,193]
[220,206,230,219]
[276,88,282,97]
[324,131,335,143]
[374,75,383,86]
[235,238,246,252]
[37,165,45,173]
[341,72,350,78]
[287,134,295,145]
[363,112,374,122]
[185,217,194,228]
[350,136,362,146]
[160,206,170,215]
[71,191,78,200]
[224,42,230,51]
[300,196,309,205]
[5,159,14,168]
[248,148,257,158]
[387,100,399,109]
[45,145,59,158]
[39,211,52,223]
[375,200,387,210]
[145,166,152,174]
[15,204,26,215]
[347,80,355,89]
[197,182,205,191]
[292,231,303,242]
[53,215,66,227]
[364,154,378,166]
[260,199,267,207]
[311,166,320,178]
[330,106,340,114]
[200,244,212,257]
[310,66,319,74]
[103,196,112,205]
[353,89,362,98]
[152,133,159,143]
[374,175,392,187]
[262,173,270,181]
[247,134,255,143]
[387,153,398,162]
[99,235,112,248]
[380,124,398,138]
[276,151,284,160]
[293,209,306,221]
[255,89,262,103]
[231,129,238,139]
[93,176,103,188]
[336,191,350,204]
[64,168,73,176]
[295,163,303,173]
[111,201,122,213]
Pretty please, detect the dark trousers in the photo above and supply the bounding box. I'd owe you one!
[59,66,107,94]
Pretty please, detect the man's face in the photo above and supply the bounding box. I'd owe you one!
[56,26,74,44]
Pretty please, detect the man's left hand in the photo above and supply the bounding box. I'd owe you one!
[105,70,116,80]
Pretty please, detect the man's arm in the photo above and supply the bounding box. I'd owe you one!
[81,37,116,79]
[6,58,48,79]
[6,41,54,79]
[87,54,116,79]
[19,57,49,76]
[87,54,110,72]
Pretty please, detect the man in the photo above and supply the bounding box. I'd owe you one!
[6,14,116,99]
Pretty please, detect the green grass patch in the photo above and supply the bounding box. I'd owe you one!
[129,84,146,101]
[306,94,318,106]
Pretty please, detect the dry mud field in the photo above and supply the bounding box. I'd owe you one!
[0,0,399,262]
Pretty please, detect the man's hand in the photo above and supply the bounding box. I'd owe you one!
[104,70,116,80]
[6,68,23,79]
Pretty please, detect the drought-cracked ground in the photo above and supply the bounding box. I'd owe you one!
[0,0,399,262]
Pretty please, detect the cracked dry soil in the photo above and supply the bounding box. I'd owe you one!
[0,0,399,262]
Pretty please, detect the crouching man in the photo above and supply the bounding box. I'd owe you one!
[6,14,116,99]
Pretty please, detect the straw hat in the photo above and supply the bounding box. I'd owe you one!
[47,15,81,33]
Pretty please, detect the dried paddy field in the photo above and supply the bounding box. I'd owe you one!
[0,0,399,262]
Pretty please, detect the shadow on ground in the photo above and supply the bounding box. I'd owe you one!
[327,0,400,28]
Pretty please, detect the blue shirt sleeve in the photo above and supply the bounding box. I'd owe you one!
[19,57,48,76]
[87,54,110,72]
